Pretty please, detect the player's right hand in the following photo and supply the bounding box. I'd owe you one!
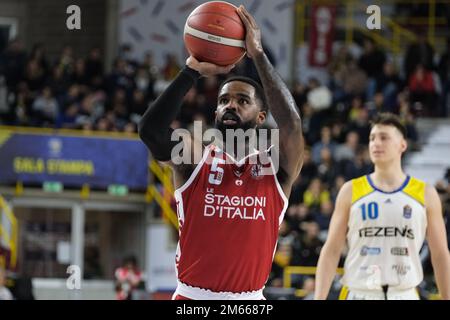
[186,56,235,77]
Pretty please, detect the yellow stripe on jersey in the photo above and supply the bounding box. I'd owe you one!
[403,176,426,206]
[339,286,349,300]
[351,176,375,204]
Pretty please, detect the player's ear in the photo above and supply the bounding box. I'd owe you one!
[257,110,266,125]
[401,137,408,153]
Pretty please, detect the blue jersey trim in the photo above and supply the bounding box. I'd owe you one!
[366,175,410,194]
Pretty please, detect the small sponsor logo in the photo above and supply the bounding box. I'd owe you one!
[392,264,411,276]
[235,179,243,186]
[403,205,412,219]
[360,246,381,256]
[391,247,409,256]
[251,164,264,180]
[207,35,222,42]
[384,198,393,204]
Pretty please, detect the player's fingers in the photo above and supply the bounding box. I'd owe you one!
[236,6,251,28]
[240,5,258,28]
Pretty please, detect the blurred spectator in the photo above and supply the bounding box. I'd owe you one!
[437,39,450,116]
[285,204,314,233]
[358,38,386,78]
[162,53,180,81]
[30,43,49,76]
[331,175,346,202]
[130,89,149,117]
[330,121,346,144]
[10,81,33,125]
[398,92,419,147]
[57,45,75,77]
[342,146,373,179]
[107,58,134,95]
[301,102,322,144]
[334,55,368,99]
[85,47,104,84]
[72,58,89,86]
[408,64,441,116]
[367,61,402,109]
[0,267,13,300]
[335,131,359,162]
[303,178,331,210]
[404,33,435,81]
[307,78,332,112]
[0,38,27,92]
[314,200,333,232]
[32,86,59,125]
[348,95,364,121]
[312,126,337,164]
[270,221,294,285]
[317,147,338,187]
[347,107,371,144]
[289,149,318,205]
[25,58,47,92]
[366,92,389,117]
[292,221,323,266]
[115,255,143,300]
[292,81,307,109]
[142,51,159,79]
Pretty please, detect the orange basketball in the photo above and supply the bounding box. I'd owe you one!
[184,1,246,66]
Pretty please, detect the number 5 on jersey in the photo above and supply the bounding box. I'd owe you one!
[209,158,225,185]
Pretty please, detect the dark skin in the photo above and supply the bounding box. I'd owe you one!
[167,5,304,198]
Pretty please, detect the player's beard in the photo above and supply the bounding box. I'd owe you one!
[214,111,257,156]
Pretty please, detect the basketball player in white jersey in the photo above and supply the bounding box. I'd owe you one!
[315,113,450,300]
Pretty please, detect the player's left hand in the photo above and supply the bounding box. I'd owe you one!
[236,5,264,59]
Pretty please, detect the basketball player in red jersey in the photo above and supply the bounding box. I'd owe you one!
[139,5,304,300]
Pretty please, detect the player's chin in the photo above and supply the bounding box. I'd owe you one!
[371,155,387,164]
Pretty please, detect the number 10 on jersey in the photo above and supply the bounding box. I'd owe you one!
[360,202,379,221]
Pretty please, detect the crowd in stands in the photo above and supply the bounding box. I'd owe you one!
[1,34,450,298]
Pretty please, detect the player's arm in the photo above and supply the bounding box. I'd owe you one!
[138,57,234,176]
[314,181,351,300]
[237,6,304,188]
[425,184,450,300]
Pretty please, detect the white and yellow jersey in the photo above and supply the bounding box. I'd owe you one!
[342,175,427,291]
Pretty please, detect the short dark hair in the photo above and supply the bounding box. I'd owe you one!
[371,113,407,138]
[218,76,267,113]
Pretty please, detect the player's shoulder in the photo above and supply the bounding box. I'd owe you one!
[422,180,441,208]
[335,180,353,205]
[347,175,374,204]
[403,175,428,207]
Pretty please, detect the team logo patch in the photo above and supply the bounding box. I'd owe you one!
[250,164,263,180]
[403,205,412,219]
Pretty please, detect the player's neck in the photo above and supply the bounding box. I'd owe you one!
[372,162,407,191]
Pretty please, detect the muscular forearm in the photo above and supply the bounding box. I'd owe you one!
[314,245,341,300]
[138,66,200,161]
[252,53,301,130]
[431,252,450,300]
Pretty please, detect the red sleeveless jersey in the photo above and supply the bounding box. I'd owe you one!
[173,145,288,295]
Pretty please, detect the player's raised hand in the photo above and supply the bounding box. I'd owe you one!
[186,56,235,77]
[236,5,264,59]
